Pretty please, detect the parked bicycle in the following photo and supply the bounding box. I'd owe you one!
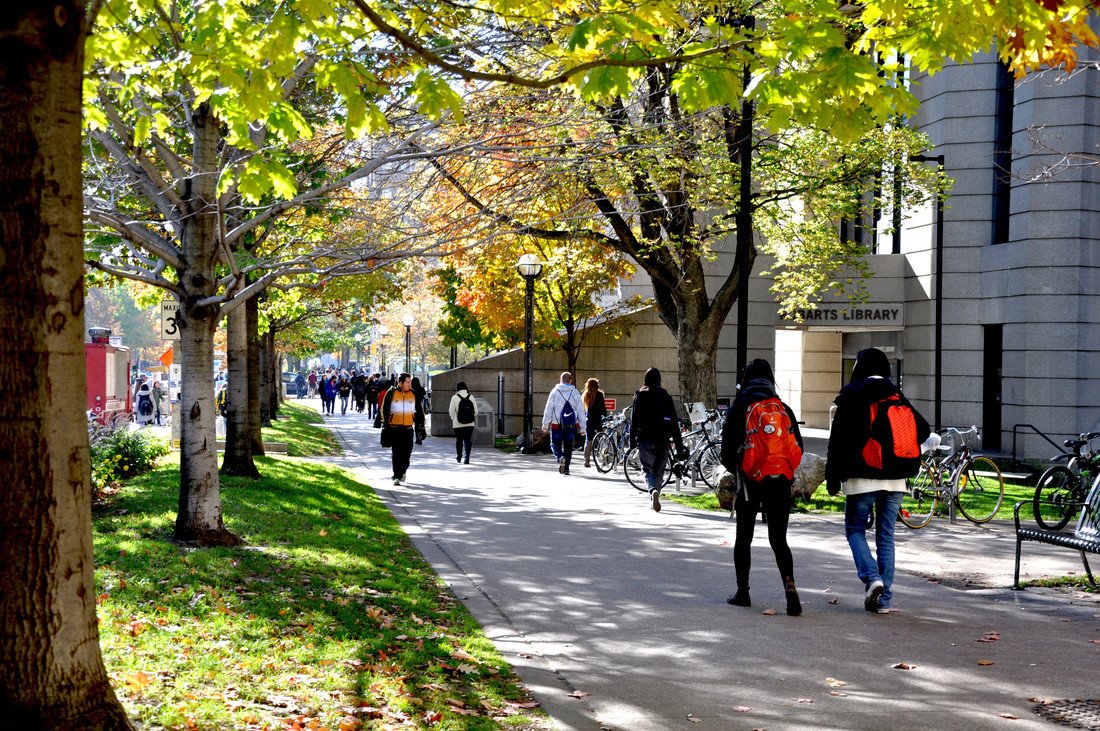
[623,409,725,492]
[591,407,632,474]
[899,426,1005,528]
[1032,431,1100,530]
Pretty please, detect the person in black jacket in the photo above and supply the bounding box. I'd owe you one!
[720,358,805,615]
[826,347,932,614]
[628,368,686,513]
[581,377,608,468]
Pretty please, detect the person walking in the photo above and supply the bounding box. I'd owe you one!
[720,359,805,615]
[448,381,478,464]
[322,374,338,415]
[352,371,368,413]
[541,372,585,475]
[295,372,306,399]
[307,369,318,398]
[411,376,427,444]
[581,378,608,468]
[628,367,685,512]
[151,378,165,426]
[382,373,425,485]
[826,347,933,614]
[337,373,352,415]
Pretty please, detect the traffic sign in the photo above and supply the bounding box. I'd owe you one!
[604,398,616,411]
[160,300,181,340]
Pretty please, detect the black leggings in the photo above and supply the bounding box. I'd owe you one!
[454,426,473,461]
[733,478,795,589]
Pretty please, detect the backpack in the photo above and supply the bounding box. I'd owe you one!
[456,394,475,424]
[559,396,577,429]
[861,393,922,477]
[137,394,153,416]
[741,397,802,482]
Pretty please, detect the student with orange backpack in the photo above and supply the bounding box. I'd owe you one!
[826,347,932,615]
[721,358,805,615]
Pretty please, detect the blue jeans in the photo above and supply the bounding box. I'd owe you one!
[844,491,904,609]
[638,440,668,492]
[550,426,576,467]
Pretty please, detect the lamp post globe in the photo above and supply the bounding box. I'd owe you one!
[515,253,542,451]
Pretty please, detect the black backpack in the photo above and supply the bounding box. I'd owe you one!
[456,394,475,423]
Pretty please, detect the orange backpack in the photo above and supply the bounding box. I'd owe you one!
[861,394,922,477]
[741,397,802,482]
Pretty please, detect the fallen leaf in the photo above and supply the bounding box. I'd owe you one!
[507,701,540,709]
[568,690,590,699]
[1089,639,1100,644]
[998,713,1019,720]
[1028,697,1053,705]
[762,609,778,616]
[733,706,753,713]
[687,716,702,723]
[319,529,328,537]
[892,662,915,670]
[976,632,1001,643]
[423,710,443,723]
[517,653,533,659]
[977,659,995,666]
[824,678,848,687]
[795,698,814,703]
[125,671,152,691]
[830,691,848,697]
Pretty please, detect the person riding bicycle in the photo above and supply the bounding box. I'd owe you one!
[826,347,932,615]
[720,358,805,615]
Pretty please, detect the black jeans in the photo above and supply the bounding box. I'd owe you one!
[390,426,414,478]
[733,477,795,590]
[454,426,474,461]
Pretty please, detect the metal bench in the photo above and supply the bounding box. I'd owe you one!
[1013,475,1100,589]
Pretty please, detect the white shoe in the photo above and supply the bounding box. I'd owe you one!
[864,580,884,612]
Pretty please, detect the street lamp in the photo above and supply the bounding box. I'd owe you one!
[516,253,543,451]
[354,333,363,371]
[402,313,414,375]
[378,324,388,375]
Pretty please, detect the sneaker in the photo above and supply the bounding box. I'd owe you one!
[562,467,570,475]
[864,580,884,613]
[456,456,462,463]
[726,589,751,607]
[650,490,661,512]
[784,578,802,616]
[877,606,891,614]
[559,463,567,474]
[463,458,469,464]
[393,476,401,485]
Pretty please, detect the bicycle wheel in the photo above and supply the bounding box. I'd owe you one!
[1033,465,1078,531]
[623,447,648,491]
[955,455,1005,524]
[592,432,617,473]
[899,458,938,529]
[696,441,725,489]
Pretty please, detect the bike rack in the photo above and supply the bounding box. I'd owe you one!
[1010,424,1069,478]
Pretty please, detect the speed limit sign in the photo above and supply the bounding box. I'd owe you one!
[160,300,181,340]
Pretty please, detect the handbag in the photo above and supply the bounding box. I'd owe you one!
[380,426,392,448]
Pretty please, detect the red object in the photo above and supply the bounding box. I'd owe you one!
[741,397,802,482]
[86,339,132,424]
[604,398,616,411]
[159,347,173,367]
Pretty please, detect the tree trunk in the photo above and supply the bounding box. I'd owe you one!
[173,102,240,546]
[258,333,271,427]
[220,304,259,477]
[0,6,134,726]
[266,330,280,421]
[246,295,264,455]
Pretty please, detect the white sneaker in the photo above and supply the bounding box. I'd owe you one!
[864,580,884,612]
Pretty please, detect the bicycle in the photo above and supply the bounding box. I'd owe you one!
[623,409,725,492]
[591,407,632,474]
[1032,431,1100,530]
[899,426,1005,528]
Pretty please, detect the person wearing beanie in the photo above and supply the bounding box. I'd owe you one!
[628,367,686,513]
[721,358,805,615]
[826,347,932,614]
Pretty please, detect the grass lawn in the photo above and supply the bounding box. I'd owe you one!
[94,405,547,730]
[263,401,341,457]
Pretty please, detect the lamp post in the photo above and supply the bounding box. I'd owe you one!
[402,313,413,375]
[516,253,543,450]
[378,324,388,376]
[354,333,363,371]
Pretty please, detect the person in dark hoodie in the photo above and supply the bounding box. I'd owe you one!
[720,358,805,615]
[826,347,932,614]
[628,367,686,513]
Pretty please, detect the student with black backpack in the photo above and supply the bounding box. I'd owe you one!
[448,381,478,464]
[826,347,932,615]
[628,368,686,512]
[720,359,805,615]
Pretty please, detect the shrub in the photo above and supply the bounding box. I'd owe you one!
[89,427,170,492]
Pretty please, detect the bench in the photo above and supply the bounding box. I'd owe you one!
[1013,475,1100,589]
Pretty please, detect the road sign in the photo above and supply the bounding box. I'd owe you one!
[604,398,616,411]
[160,300,181,340]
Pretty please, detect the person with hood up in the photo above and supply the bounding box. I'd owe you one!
[826,347,933,614]
[541,372,586,475]
[720,358,805,615]
[628,367,686,512]
[134,380,155,426]
[448,381,478,464]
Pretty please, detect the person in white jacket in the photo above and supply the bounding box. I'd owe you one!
[448,381,478,464]
[541,372,586,475]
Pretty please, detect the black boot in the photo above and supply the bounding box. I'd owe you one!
[784,577,802,616]
[726,588,751,607]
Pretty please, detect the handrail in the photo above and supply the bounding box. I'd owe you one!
[1011,423,1069,464]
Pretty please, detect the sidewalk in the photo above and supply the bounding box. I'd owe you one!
[318,408,1099,730]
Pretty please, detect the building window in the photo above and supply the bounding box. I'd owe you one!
[992,61,1014,245]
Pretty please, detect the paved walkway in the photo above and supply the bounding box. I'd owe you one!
[315,405,1099,730]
